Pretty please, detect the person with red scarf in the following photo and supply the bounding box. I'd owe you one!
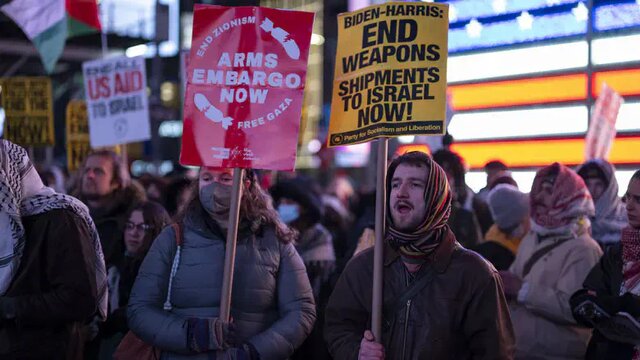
[571,170,640,360]
[500,163,603,359]
[325,151,514,360]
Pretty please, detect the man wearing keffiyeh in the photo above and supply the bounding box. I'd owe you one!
[325,151,514,360]
[571,169,640,360]
[0,140,107,359]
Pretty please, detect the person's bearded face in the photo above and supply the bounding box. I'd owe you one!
[390,164,429,232]
[81,155,117,200]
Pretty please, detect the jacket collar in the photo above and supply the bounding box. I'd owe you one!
[485,224,522,255]
[384,228,457,273]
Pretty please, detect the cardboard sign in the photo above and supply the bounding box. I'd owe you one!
[585,83,624,160]
[82,55,151,147]
[66,100,91,171]
[180,5,314,170]
[328,2,449,147]
[0,77,54,146]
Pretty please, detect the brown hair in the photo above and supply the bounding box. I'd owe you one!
[387,151,431,195]
[176,170,297,243]
[127,201,171,255]
[83,149,131,190]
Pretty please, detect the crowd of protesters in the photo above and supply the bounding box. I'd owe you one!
[2,138,640,359]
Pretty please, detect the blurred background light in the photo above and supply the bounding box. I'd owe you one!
[448,40,587,82]
[448,105,588,141]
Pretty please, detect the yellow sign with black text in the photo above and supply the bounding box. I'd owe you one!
[328,2,449,147]
[66,100,91,171]
[1,77,55,147]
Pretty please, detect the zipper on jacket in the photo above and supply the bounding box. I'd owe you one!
[401,299,411,360]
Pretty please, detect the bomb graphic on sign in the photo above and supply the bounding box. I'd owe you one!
[260,18,301,60]
[191,16,303,131]
[194,93,233,130]
[181,5,314,170]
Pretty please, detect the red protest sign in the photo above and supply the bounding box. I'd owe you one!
[181,5,314,170]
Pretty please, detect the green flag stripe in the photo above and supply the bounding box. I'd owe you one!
[32,17,67,73]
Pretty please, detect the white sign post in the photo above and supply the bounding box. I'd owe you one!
[83,55,151,147]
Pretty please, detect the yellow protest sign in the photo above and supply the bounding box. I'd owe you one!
[66,100,91,171]
[66,100,124,170]
[1,77,55,146]
[328,2,449,147]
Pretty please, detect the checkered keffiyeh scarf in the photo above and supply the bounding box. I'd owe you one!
[0,140,107,320]
[386,155,452,262]
[531,163,595,230]
[620,227,640,359]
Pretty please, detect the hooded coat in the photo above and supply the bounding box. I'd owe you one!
[578,159,627,248]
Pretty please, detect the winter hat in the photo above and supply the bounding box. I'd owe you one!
[488,184,529,230]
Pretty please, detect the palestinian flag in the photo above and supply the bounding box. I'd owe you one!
[66,0,102,37]
[1,0,101,73]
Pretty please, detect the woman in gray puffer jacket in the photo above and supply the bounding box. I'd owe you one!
[127,167,316,360]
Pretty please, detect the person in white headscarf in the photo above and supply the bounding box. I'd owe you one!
[0,140,107,360]
[501,163,603,360]
[578,159,627,249]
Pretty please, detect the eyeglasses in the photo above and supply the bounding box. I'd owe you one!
[125,222,153,233]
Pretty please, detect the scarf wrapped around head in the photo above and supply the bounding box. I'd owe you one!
[0,140,107,320]
[530,163,595,232]
[577,159,627,245]
[386,152,452,262]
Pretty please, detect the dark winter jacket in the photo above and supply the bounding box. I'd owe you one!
[325,230,515,360]
[474,241,515,271]
[0,209,99,360]
[473,225,522,271]
[571,244,640,360]
[448,206,482,248]
[296,223,335,300]
[127,205,316,360]
[83,185,146,268]
[101,255,144,336]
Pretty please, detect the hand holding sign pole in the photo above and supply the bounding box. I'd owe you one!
[182,5,314,325]
[328,2,449,341]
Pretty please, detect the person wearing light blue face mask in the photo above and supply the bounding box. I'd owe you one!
[127,167,316,360]
[277,201,300,224]
[270,177,336,360]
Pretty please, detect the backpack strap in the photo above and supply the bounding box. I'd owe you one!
[382,265,436,331]
[521,236,571,278]
[163,223,183,311]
